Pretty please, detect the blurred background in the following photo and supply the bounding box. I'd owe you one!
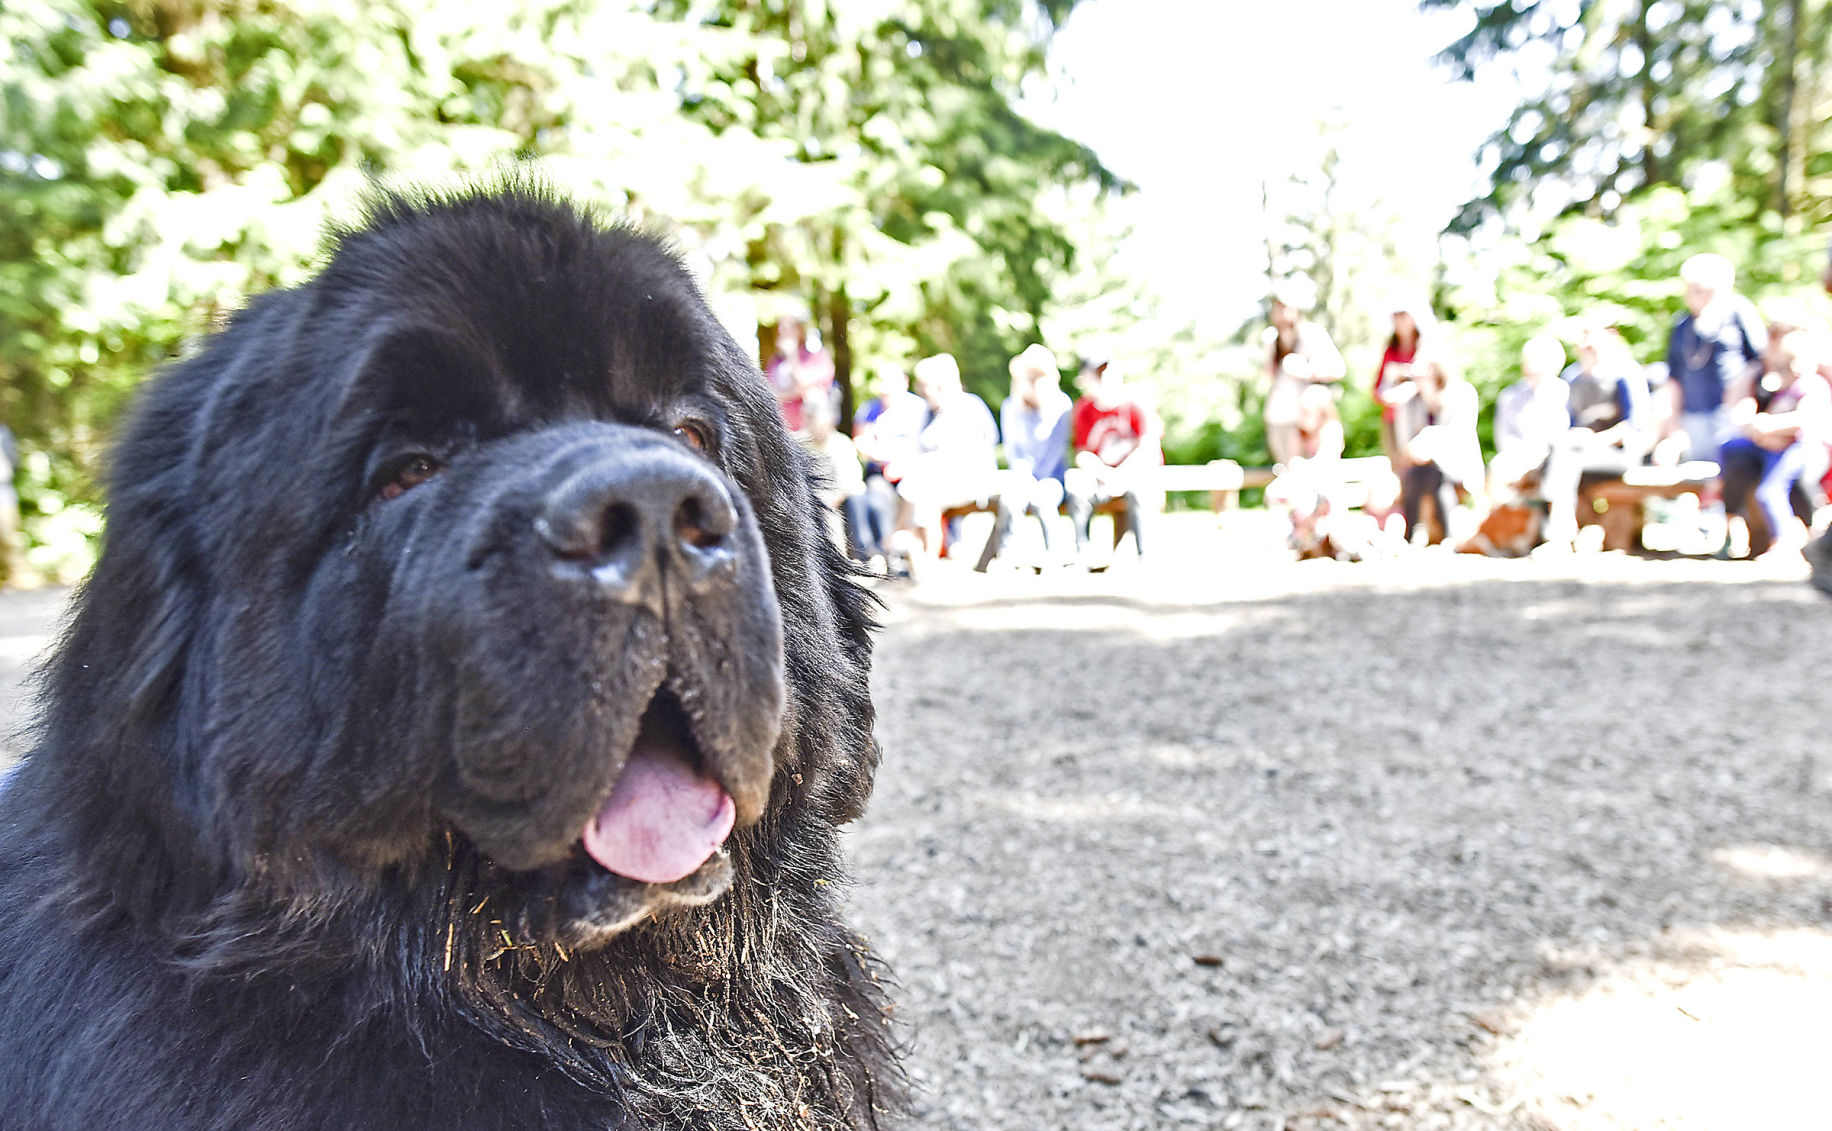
[2,0,1830,579]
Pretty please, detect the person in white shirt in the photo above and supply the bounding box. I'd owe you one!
[887,354,998,566]
[1488,334,1573,497]
[1263,288,1346,467]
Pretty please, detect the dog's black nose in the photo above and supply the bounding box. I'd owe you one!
[536,449,739,608]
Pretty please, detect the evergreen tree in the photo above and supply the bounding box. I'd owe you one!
[0,0,1122,571]
[658,0,1123,410]
[1423,0,1832,232]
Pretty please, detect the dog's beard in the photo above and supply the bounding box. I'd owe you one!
[433,832,886,1131]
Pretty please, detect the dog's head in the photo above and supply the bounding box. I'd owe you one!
[42,186,879,951]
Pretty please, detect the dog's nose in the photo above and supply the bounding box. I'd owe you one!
[536,451,740,608]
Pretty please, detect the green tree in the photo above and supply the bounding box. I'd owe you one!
[1423,0,1832,232]
[1257,121,1433,462]
[657,0,1123,413]
[0,0,1124,574]
[1,0,700,570]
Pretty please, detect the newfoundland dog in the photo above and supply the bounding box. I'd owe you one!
[0,185,899,1129]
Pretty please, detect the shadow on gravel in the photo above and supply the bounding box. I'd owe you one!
[851,574,1831,1130]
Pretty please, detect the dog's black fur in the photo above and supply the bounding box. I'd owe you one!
[0,184,899,1130]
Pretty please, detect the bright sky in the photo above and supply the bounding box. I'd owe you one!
[1023,0,1525,336]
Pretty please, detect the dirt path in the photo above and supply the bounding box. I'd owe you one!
[846,514,1832,1130]
[0,585,66,762]
[1,516,1826,1129]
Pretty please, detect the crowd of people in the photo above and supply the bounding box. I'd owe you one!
[1262,248,1832,569]
[772,318,1162,577]
[771,239,1832,584]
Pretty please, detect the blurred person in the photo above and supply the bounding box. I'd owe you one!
[1293,381,1345,464]
[1720,299,1832,552]
[975,344,1072,572]
[887,353,998,567]
[1717,330,1830,560]
[1262,286,1345,467]
[1388,349,1481,545]
[765,314,835,433]
[1539,323,1655,550]
[1488,334,1572,496]
[1656,253,1764,467]
[798,394,887,569]
[1371,298,1438,469]
[1064,355,1162,564]
[852,363,929,567]
[852,363,929,454]
[1806,234,1832,592]
[1754,296,1832,391]
[1267,384,1368,559]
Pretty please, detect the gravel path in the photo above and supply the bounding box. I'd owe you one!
[0,585,65,763]
[845,514,1832,1130]
[1,516,1827,1129]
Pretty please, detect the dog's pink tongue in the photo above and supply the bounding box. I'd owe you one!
[582,742,736,885]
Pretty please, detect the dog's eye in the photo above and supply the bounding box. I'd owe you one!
[378,454,442,501]
[671,422,710,453]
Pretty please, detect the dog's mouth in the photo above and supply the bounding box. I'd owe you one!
[578,687,737,886]
[444,661,777,947]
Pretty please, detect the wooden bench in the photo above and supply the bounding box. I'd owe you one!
[1152,460,1261,509]
[940,457,1402,563]
[1575,461,1717,552]
[1205,456,1396,512]
[937,461,1249,561]
[939,460,1263,529]
[941,456,1398,527]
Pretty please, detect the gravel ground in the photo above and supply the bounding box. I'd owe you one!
[0,584,65,762]
[2,514,1828,1129]
[845,513,1832,1131]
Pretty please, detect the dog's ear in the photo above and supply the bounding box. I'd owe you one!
[788,447,882,825]
[27,307,262,914]
[49,301,262,753]
[768,438,881,826]
[707,342,881,826]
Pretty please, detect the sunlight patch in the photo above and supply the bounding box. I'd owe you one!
[1712,843,1829,881]
[974,791,1186,825]
[945,603,1289,639]
[1493,928,1832,1129]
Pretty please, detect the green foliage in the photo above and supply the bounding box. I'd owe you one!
[1441,180,1832,453]
[656,0,1123,412]
[1,0,1123,573]
[1423,0,1832,232]
[1393,2,1832,468]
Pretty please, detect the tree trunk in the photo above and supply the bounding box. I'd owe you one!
[1260,178,1279,287]
[1773,0,1802,219]
[826,228,854,429]
[1635,0,1659,189]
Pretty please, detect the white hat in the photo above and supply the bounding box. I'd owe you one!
[1009,343,1059,380]
[912,353,961,390]
[1680,253,1734,292]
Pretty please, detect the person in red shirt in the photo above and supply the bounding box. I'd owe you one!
[1372,299,1436,469]
[764,315,834,433]
[1064,355,1162,563]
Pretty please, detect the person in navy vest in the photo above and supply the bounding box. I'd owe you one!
[1660,253,1765,467]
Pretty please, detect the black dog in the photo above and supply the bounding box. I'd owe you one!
[0,185,899,1129]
